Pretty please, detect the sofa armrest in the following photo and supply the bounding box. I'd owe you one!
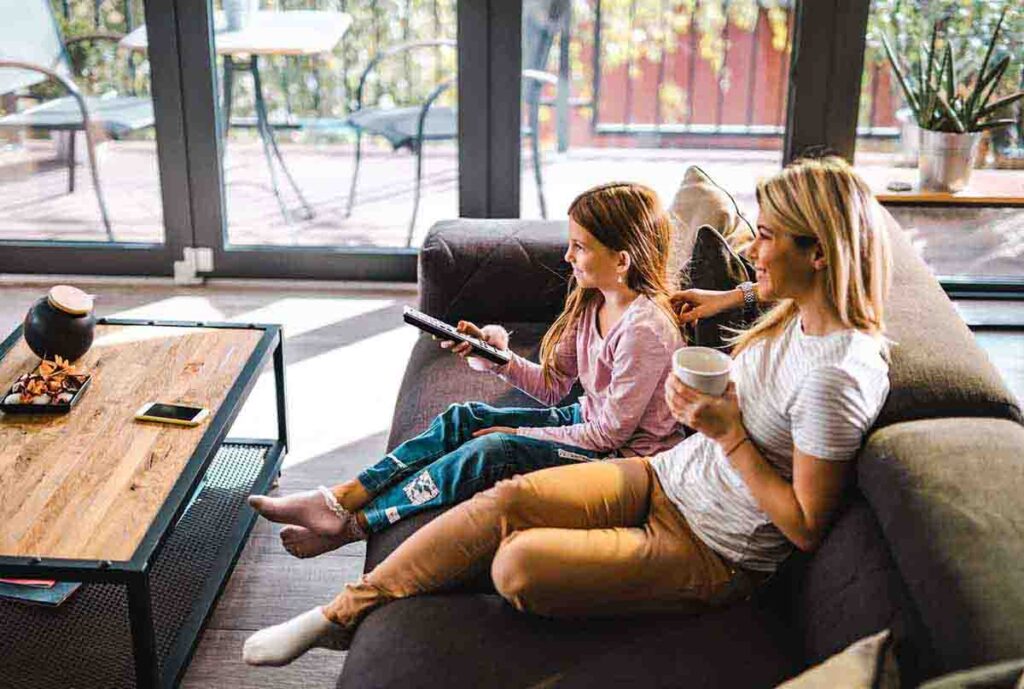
[418,219,570,324]
[857,417,1024,673]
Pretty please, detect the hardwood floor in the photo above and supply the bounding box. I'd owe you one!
[0,280,1020,688]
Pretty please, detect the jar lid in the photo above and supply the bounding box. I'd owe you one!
[47,285,94,316]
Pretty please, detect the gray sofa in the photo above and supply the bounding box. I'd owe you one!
[338,217,1024,688]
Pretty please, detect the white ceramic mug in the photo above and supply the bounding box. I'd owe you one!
[672,347,732,396]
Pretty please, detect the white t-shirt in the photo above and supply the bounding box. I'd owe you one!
[649,316,890,572]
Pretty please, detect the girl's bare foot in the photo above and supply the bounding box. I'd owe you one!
[280,525,348,559]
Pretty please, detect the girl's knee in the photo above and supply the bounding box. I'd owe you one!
[444,401,489,423]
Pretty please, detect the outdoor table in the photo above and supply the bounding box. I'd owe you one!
[121,11,352,221]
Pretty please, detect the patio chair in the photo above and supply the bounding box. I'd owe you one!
[0,0,154,239]
[345,0,571,246]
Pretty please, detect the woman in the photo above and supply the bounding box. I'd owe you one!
[246,182,684,560]
[243,156,892,667]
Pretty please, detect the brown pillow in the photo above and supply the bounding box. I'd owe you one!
[775,629,899,689]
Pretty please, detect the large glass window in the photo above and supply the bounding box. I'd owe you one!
[211,0,457,251]
[855,1,1024,286]
[519,0,794,222]
[0,0,164,245]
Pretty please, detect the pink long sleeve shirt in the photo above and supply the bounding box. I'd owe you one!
[496,295,684,456]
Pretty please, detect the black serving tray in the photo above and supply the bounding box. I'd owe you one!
[0,374,92,415]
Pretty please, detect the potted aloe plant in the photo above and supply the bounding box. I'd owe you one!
[882,7,1024,192]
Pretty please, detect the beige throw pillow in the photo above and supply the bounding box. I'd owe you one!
[775,630,899,689]
[668,165,755,283]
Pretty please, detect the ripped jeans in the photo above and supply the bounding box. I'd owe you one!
[357,401,606,533]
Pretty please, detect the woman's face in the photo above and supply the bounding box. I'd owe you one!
[564,219,624,290]
[748,214,820,301]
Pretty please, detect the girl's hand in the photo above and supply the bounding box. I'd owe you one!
[664,376,744,447]
[472,426,517,437]
[670,289,743,324]
[439,322,510,371]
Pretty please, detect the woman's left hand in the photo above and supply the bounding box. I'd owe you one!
[472,426,517,438]
[664,376,744,445]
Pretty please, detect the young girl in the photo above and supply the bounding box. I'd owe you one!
[246,182,685,563]
[242,156,893,667]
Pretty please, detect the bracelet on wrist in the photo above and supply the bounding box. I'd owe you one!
[723,433,750,457]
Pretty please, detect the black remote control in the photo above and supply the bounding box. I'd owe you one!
[402,307,511,365]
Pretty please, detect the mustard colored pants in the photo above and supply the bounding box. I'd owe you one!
[324,457,752,626]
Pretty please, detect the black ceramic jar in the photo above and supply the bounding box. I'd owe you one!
[23,285,96,362]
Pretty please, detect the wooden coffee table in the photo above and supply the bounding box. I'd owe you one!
[0,318,288,689]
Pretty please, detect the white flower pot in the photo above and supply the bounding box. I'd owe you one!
[918,129,981,193]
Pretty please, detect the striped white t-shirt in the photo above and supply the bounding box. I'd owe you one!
[649,316,890,572]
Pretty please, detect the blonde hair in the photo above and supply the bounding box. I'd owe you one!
[731,156,892,356]
[541,182,676,382]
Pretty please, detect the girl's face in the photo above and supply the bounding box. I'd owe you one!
[748,214,821,301]
[564,220,626,290]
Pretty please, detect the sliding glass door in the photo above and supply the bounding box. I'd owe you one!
[178,0,463,281]
[0,0,191,276]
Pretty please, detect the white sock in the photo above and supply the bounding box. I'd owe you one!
[242,606,350,666]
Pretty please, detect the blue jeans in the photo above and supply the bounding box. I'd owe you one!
[358,401,606,532]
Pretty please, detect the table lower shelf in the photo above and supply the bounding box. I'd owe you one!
[0,440,282,689]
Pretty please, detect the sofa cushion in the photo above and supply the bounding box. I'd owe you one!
[874,210,1021,427]
[418,220,570,325]
[668,165,755,281]
[775,629,898,689]
[919,658,1024,689]
[783,496,939,687]
[338,594,798,689]
[857,417,1024,674]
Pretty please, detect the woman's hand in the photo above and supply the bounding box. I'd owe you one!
[472,426,517,437]
[664,375,745,448]
[670,288,743,324]
[439,321,510,371]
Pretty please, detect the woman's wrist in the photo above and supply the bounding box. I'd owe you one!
[719,427,749,457]
[731,286,747,309]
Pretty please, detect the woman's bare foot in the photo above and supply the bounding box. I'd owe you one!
[280,525,348,559]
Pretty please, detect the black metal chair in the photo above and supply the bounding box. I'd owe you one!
[0,0,153,239]
[345,0,571,246]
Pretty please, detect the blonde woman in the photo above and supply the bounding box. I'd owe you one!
[243,156,891,667]
[247,183,684,561]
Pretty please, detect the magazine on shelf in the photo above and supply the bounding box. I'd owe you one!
[0,579,81,606]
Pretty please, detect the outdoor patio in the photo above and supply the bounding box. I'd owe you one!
[1,135,1022,282]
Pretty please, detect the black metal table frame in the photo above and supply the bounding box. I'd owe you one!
[221,55,315,223]
[0,317,289,689]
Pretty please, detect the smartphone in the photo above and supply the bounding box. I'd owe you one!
[134,402,210,427]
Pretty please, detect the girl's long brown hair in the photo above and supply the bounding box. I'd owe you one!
[540,182,676,382]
